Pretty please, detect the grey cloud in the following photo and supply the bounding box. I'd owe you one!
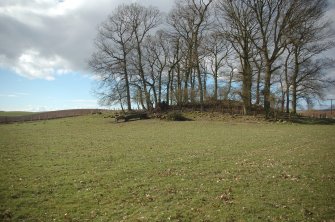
[0,0,333,80]
[0,15,39,59]
[0,0,174,79]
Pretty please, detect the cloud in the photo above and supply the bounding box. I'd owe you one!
[10,49,71,80]
[70,99,97,104]
[0,92,30,98]
[0,0,112,80]
[0,94,18,98]
[0,0,174,81]
[2,0,330,81]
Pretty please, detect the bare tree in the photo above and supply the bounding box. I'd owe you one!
[202,31,232,101]
[89,4,135,111]
[128,3,162,110]
[89,0,334,115]
[168,0,214,111]
[89,3,161,111]
[216,0,258,114]
[292,58,334,112]
[282,47,293,113]
[285,0,334,113]
[222,61,236,100]
[252,50,264,106]
[144,35,160,106]
[144,31,170,107]
[246,0,303,117]
[165,34,185,105]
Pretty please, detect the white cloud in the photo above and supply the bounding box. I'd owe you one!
[47,0,83,16]
[0,0,83,27]
[0,0,116,80]
[0,0,175,81]
[70,99,97,104]
[0,94,17,98]
[11,49,71,80]
[0,0,332,81]
[0,92,30,97]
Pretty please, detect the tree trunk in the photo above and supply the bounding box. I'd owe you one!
[241,45,252,115]
[263,62,272,118]
[166,69,172,105]
[158,70,162,104]
[292,80,297,114]
[136,41,151,110]
[255,68,261,105]
[283,48,292,113]
[203,72,207,102]
[281,90,285,113]
[194,36,203,111]
[190,70,195,103]
[183,74,189,105]
[197,62,204,111]
[286,88,290,113]
[213,54,219,101]
[291,48,299,114]
[142,82,151,110]
[124,69,132,111]
[137,87,146,110]
[241,62,252,115]
[151,84,158,108]
[214,78,218,101]
[177,65,182,105]
[170,70,175,105]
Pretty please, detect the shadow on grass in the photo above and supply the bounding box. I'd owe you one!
[166,112,193,121]
[291,118,335,125]
[113,118,150,124]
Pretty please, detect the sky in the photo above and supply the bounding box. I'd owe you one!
[0,0,174,111]
[0,0,334,111]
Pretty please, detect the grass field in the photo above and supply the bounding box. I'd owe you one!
[0,115,334,221]
[0,111,37,117]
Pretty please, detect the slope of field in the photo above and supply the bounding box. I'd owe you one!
[0,111,37,117]
[0,116,334,221]
[0,109,104,123]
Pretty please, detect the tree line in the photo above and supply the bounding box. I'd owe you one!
[89,0,334,117]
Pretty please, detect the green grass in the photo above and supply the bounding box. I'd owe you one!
[0,116,334,221]
[0,111,37,117]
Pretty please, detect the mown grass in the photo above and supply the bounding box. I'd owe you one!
[0,116,334,221]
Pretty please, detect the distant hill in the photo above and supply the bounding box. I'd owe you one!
[0,109,104,123]
[0,111,38,117]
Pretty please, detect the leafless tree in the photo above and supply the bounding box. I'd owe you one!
[168,0,214,111]
[143,31,170,107]
[252,50,264,106]
[128,3,162,110]
[89,3,161,111]
[89,0,334,115]
[222,61,236,100]
[88,4,135,111]
[245,0,304,117]
[202,31,232,101]
[216,0,258,114]
[285,0,334,113]
[165,34,185,105]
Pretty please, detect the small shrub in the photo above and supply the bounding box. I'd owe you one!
[166,112,188,121]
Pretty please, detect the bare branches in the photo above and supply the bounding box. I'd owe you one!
[89,3,161,111]
[88,0,334,114]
